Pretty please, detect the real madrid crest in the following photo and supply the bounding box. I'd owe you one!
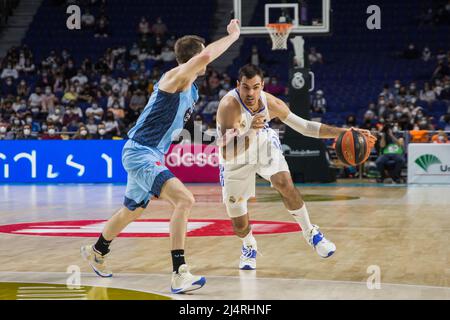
[291,72,305,90]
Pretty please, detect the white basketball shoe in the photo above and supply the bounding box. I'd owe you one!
[303,225,336,258]
[239,245,257,270]
[80,245,113,277]
[171,264,206,294]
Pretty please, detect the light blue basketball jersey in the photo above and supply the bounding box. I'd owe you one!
[127,79,199,154]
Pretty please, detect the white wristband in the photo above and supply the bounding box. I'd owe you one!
[282,112,321,138]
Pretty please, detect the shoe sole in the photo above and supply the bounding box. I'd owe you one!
[80,247,113,278]
[171,277,206,294]
[239,265,256,270]
[319,250,335,259]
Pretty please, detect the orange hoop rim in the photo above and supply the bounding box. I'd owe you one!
[266,23,293,32]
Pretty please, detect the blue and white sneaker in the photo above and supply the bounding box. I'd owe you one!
[304,225,336,258]
[80,245,113,277]
[171,264,206,294]
[239,245,257,270]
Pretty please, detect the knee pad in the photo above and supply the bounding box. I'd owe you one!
[225,200,248,218]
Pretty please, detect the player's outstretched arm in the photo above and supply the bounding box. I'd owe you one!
[267,93,375,142]
[178,19,240,79]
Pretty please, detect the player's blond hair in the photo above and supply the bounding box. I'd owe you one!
[174,35,205,64]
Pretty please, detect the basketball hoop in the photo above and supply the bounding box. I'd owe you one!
[266,23,293,50]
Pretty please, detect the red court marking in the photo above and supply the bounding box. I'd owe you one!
[0,219,301,238]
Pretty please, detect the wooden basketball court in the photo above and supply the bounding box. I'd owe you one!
[0,182,449,299]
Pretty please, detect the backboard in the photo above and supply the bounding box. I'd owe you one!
[233,0,331,36]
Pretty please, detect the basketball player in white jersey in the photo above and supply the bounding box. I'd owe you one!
[217,64,376,270]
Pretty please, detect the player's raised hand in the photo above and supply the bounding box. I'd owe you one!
[227,19,240,38]
[251,114,266,130]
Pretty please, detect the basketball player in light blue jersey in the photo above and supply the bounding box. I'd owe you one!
[81,19,241,294]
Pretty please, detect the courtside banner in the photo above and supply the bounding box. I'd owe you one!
[407,143,450,184]
[0,140,219,183]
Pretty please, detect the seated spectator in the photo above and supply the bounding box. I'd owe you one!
[419,82,436,104]
[409,128,430,143]
[1,62,19,79]
[47,105,64,125]
[1,77,17,96]
[440,79,450,100]
[432,60,450,80]
[379,84,394,101]
[265,77,286,97]
[1,100,15,122]
[376,124,405,183]
[311,90,327,113]
[15,52,27,73]
[151,17,168,37]
[0,124,14,140]
[62,86,78,104]
[431,131,449,143]
[85,102,104,121]
[40,125,62,140]
[104,111,120,137]
[402,43,420,59]
[137,48,149,62]
[422,47,431,62]
[138,17,150,36]
[23,58,36,75]
[81,9,96,28]
[41,50,59,69]
[28,86,43,109]
[71,69,89,85]
[129,43,140,59]
[60,126,71,140]
[67,119,80,133]
[16,124,37,140]
[16,80,30,98]
[95,122,113,139]
[107,87,125,109]
[247,45,264,67]
[109,101,125,120]
[345,115,357,128]
[63,106,81,126]
[166,35,176,49]
[86,116,98,135]
[160,46,176,62]
[12,98,27,114]
[94,18,110,38]
[129,89,146,110]
[73,125,93,140]
[308,47,323,64]
[41,86,58,111]
[23,115,41,133]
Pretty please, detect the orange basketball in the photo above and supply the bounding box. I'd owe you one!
[335,129,370,166]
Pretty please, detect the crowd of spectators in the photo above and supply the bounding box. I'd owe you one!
[0,7,239,142]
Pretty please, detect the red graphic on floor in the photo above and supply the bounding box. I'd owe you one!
[0,219,301,238]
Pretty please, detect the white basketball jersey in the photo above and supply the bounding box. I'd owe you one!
[218,89,273,165]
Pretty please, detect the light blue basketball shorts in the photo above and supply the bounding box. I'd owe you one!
[122,139,175,211]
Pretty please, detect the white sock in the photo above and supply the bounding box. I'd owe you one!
[288,204,314,235]
[241,229,257,249]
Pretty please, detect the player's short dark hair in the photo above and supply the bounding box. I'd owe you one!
[238,64,264,81]
[174,35,205,64]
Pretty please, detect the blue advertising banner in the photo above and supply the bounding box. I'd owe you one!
[0,140,128,183]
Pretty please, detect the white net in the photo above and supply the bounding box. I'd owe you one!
[266,24,293,50]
